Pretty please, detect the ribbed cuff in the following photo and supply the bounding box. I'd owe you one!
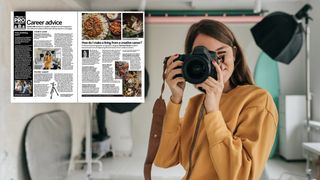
[203,111,230,146]
[163,100,182,133]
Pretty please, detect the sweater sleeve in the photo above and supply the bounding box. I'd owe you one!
[154,100,182,168]
[203,104,278,179]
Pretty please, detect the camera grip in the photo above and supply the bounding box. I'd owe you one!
[164,55,184,79]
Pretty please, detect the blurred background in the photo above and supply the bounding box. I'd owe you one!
[1,0,320,179]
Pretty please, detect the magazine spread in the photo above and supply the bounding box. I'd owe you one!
[11,11,145,103]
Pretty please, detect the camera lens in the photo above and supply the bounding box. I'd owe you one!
[187,61,206,78]
[182,57,210,84]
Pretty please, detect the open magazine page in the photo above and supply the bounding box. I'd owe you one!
[11,11,78,103]
[11,11,145,103]
[78,11,145,103]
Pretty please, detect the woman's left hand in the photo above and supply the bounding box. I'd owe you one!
[195,60,224,113]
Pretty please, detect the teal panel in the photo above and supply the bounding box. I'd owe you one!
[254,52,280,158]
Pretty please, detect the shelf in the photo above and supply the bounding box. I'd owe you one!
[303,142,320,155]
[145,16,263,24]
[305,120,320,130]
[145,10,260,17]
[310,120,320,129]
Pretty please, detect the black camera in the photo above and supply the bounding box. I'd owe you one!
[165,46,221,84]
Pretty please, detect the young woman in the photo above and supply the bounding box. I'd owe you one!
[154,19,278,180]
[43,51,53,70]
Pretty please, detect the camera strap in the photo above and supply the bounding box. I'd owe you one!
[186,104,205,180]
[144,60,206,180]
[144,62,167,180]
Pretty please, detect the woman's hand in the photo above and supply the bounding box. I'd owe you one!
[195,60,224,113]
[165,54,186,104]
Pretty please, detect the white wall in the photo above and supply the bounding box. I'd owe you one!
[0,1,89,180]
[133,1,315,150]
[1,0,319,180]
[309,0,320,121]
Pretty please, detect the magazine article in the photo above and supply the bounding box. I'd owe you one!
[11,11,145,103]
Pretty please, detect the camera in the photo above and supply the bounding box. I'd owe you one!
[164,46,221,84]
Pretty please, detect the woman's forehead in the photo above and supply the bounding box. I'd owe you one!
[192,34,228,51]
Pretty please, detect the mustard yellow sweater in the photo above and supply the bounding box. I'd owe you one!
[154,85,278,180]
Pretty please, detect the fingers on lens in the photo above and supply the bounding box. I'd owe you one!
[167,54,179,66]
[167,60,183,73]
[168,68,183,80]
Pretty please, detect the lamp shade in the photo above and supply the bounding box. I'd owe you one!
[251,12,303,64]
[102,68,150,113]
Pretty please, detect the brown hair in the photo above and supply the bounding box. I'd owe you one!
[185,19,254,88]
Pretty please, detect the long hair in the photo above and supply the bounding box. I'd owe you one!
[184,19,254,88]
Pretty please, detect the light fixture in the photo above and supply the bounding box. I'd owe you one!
[251,4,314,179]
[251,4,313,64]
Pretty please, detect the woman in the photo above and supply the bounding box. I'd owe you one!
[22,81,30,94]
[154,19,278,180]
[14,80,23,93]
[43,51,53,69]
[82,50,89,58]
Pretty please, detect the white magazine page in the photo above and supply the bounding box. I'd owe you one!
[78,11,145,103]
[11,11,78,103]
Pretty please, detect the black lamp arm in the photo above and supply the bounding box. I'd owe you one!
[295,4,312,21]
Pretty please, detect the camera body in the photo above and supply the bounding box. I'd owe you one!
[165,46,220,84]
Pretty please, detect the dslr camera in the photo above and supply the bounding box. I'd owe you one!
[165,46,221,84]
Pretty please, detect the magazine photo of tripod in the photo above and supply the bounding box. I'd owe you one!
[50,82,59,99]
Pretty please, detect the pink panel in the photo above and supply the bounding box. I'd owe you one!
[145,16,263,24]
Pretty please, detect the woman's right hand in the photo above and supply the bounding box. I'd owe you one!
[165,54,186,104]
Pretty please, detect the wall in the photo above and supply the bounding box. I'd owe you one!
[0,1,89,180]
[1,0,319,179]
[263,0,320,123]
[133,1,315,151]
[309,0,320,121]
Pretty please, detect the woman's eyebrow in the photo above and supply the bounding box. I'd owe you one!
[215,46,226,51]
[208,46,224,53]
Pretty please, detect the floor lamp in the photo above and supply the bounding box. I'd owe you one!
[251,4,313,179]
[75,69,150,179]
